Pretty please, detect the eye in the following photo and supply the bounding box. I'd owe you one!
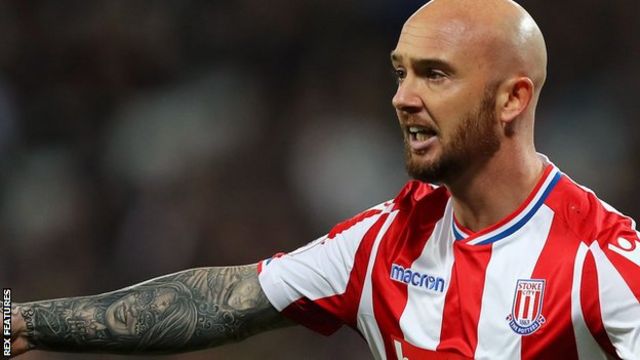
[424,68,446,81]
[392,68,406,83]
[136,291,155,307]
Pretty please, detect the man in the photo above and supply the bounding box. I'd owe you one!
[9,0,640,359]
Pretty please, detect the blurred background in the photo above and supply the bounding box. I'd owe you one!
[0,0,638,359]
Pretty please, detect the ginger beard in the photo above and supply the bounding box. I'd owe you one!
[404,88,501,184]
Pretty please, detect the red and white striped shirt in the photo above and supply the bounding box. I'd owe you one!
[258,162,640,359]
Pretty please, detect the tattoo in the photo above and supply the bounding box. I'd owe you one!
[19,265,291,354]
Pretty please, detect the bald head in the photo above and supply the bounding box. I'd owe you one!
[392,0,548,186]
[405,0,547,90]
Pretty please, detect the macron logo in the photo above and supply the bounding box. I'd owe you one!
[608,237,640,267]
[390,263,445,293]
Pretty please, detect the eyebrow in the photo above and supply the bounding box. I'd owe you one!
[390,51,456,74]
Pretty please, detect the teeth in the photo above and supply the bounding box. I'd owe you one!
[408,126,424,134]
[416,132,431,141]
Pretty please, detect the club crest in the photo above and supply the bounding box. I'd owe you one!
[506,279,546,336]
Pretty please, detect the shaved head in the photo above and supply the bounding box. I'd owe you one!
[405,0,547,91]
[392,0,548,184]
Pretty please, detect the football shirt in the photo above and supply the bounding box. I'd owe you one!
[258,159,640,359]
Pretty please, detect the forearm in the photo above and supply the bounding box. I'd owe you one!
[14,265,288,354]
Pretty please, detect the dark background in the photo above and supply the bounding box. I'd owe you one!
[1,0,638,359]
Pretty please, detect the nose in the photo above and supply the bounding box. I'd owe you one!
[392,80,422,113]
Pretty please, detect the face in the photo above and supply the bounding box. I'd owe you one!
[105,287,177,336]
[391,15,502,183]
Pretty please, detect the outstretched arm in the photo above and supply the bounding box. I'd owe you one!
[10,264,292,356]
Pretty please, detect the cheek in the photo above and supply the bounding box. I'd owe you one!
[431,99,478,143]
[426,83,480,122]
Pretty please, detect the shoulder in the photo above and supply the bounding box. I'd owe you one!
[546,173,640,309]
[546,174,638,248]
[327,181,449,239]
[326,200,394,239]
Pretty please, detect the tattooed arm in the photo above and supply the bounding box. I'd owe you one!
[10,265,292,356]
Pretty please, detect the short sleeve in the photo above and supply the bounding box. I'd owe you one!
[586,207,640,358]
[258,202,392,335]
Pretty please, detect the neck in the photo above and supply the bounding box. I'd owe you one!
[445,147,545,232]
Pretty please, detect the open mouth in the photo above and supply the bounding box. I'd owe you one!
[407,125,437,142]
[115,303,128,325]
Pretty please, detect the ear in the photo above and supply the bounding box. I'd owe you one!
[497,77,534,123]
